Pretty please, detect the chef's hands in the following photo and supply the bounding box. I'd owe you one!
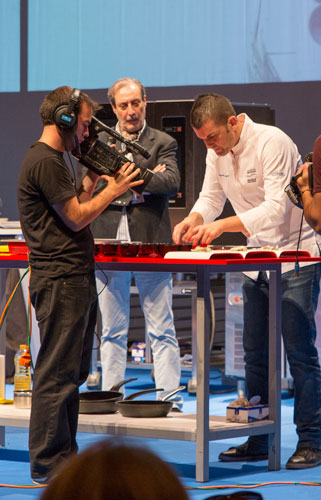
[188,220,226,247]
[172,213,204,245]
[173,214,249,246]
[173,218,225,247]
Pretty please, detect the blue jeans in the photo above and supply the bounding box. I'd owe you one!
[96,270,182,404]
[243,263,321,451]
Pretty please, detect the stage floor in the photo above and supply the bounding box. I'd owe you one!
[0,366,319,500]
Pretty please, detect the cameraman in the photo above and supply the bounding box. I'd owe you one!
[17,86,143,484]
[296,135,321,232]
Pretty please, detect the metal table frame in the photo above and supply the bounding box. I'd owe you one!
[95,255,282,481]
[0,253,282,482]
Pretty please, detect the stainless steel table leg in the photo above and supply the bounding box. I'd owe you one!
[0,426,4,447]
[187,287,197,394]
[196,268,211,482]
[268,268,281,470]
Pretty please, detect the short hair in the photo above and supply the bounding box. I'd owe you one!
[190,93,236,129]
[107,78,146,107]
[40,438,189,500]
[39,86,100,126]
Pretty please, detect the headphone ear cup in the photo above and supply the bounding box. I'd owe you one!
[54,105,77,129]
[53,88,80,129]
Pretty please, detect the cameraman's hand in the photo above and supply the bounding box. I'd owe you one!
[296,162,312,192]
[102,162,143,198]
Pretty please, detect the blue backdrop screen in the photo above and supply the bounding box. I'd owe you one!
[2,0,321,92]
[0,0,20,92]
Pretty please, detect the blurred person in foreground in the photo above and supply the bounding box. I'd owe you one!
[40,438,189,500]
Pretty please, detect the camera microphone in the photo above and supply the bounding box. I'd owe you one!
[91,116,151,160]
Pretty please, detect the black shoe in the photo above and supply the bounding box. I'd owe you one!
[32,471,57,485]
[218,441,268,462]
[286,447,321,469]
[32,477,49,485]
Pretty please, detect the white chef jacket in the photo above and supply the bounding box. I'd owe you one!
[191,114,320,274]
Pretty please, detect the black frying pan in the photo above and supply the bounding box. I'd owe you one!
[79,378,137,414]
[116,386,185,418]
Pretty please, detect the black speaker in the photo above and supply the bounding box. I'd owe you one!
[54,88,80,129]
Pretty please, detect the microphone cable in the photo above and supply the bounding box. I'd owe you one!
[294,210,304,276]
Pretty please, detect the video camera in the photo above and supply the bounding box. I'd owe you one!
[72,116,154,194]
[285,153,313,208]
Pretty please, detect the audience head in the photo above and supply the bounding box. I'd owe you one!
[40,438,189,500]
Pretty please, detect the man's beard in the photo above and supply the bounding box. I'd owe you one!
[120,119,144,141]
[59,128,78,152]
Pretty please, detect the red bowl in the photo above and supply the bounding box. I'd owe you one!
[179,244,193,252]
[156,244,180,257]
[138,244,160,258]
[118,244,140,257]
[101,244,119,256]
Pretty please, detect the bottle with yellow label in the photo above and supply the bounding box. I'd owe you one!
[14,344,31,392]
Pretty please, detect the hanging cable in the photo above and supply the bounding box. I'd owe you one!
[0,267,30,331]
[0,267,32,368]
[294,210,304,276]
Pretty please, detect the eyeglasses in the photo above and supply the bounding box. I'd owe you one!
[205,491,263,500]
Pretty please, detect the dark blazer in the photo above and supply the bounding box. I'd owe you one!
[91,124,180,243]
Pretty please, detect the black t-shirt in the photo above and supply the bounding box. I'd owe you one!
[17,141,95,277]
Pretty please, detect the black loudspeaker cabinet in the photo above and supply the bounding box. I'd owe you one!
[96,100,275,246]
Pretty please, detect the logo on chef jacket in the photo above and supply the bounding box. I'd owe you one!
[246,168,257,183]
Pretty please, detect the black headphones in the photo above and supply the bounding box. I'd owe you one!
[53,88,81,129]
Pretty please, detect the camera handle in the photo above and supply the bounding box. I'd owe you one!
[285,154,313,209]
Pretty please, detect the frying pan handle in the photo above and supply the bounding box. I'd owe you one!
[110,377,138,392]
[124,388,164,401]
[161,385,186,401]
